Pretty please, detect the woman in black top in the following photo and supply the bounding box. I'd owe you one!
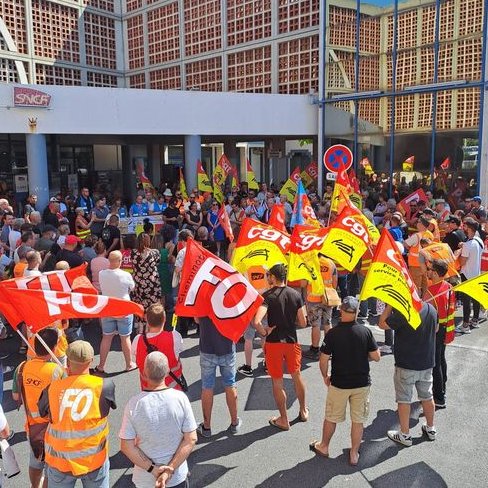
[184,202,202,232]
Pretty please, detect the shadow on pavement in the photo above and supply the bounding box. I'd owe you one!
[189,463,235,487]
[370,461,448,487]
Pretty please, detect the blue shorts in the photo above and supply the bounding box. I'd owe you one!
[101,316,133,336]
[200,352,236,389]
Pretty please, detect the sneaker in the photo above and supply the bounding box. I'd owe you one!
[197,423,212,438]
[421,424,437,441]
[229,417,242,434]
[357,314,368,321]
[457,324,471,334]
[303,348,320,361]
[368,312,380,318]
[237,364,254,377]
[6,430,14,442]
[379,345,392,354]
[260,360,268,374]
[387,430,412,447]
[435,402,446,409]
[470,319,480,329]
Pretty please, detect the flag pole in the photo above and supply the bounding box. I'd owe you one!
[15,328,36,355]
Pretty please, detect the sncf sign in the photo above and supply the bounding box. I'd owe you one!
[13,87,51,108]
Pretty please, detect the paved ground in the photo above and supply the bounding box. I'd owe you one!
[1,313,488,487]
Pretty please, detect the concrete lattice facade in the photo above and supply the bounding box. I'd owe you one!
[0,0,484,132]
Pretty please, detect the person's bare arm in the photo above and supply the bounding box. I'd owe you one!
[319,352,331,386]
[296,305,307,328]
[368,349,381,362]
[378,304,392,330]
[252,304,275,336]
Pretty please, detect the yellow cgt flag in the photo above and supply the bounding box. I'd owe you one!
[360,228,423,329]
[197,160,213,193]
[246,160,259,190]
[279,166,302,203]
[453,273,488,308]
[179,168,188,199]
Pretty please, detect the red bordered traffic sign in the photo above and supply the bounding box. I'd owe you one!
[323,144,353,173]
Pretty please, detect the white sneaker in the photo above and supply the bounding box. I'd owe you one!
[460,324,471,334]
[387,430,412,447]
[379,345,392,354]
[422,424,437,441]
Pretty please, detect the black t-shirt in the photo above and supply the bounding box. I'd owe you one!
[199,317,235,356]
[387,303,437,371]
[262,286,304,344]
[320,321,378,389]
[101,225,121,250]
[44,212,59,229]
[163,207,180,228]
[56,249,84,268]
[443,229,466,253]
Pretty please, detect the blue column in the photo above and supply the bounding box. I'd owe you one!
[26,133,49,211]
[184,135,201,192]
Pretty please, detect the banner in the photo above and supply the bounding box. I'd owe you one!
[0,287,143,333]
[360,228,422,329]
[398,188,428,215]
[345,196,380,245]
[360,157,374,175]
[179,168,188,199]
[321,206,371,271]
[213,154,233,202]
[231,218,290,275]
[246,160,259,191]
[331,168,352,213]
[439,157,450,171]
[300,161,318,188]
[176,239,263,342]
[279,166,301,203]
[402,155,415,172]
[134,157,155,192]
[197,160,213,193]
[268,204,287,232]
[290,180,320,228]
[288,225,328,295]
[218,204,234,242]
[453,273,488,309]
[348,168,362,209]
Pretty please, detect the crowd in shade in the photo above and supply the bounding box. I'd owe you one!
[0,165,484,486]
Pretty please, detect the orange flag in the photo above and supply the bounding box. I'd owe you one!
[217,204,234,242]
[268,204,287,232]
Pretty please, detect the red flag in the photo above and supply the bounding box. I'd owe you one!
[268,204,287,232]
[440,157,450,170]
[0,265,96,328]
[217,204,234,242]
[0,287,143,333]
[349,168,360,194]
[176,239,263,342]
[398,188,428,215]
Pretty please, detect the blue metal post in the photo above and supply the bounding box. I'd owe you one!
[389,0,399,197]
[429,0,442,191]
[184,135,201,192]
[26,133,49,211]
[476,0,488,194]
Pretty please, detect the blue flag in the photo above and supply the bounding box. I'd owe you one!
[290,180,306,228]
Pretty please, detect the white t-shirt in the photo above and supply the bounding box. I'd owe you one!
[119,388,197,488]
[8,230,20,258]
[0,404,6,432]
[461,236,483,279]
[131,330,183,364]
[24,268,42,277]
[99,268,135,299]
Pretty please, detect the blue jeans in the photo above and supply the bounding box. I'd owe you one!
[47,459,109,488]
[200,352,236,389]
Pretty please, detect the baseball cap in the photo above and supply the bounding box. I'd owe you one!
[435,199,445,205]
[341,296,359,313]
[422,208,435,216]
[446,214,461,225]
[163,189,173,197]
[49,197,59,202]
[473,196,482,203]
[67,340,94,364]
[65,235,81,245]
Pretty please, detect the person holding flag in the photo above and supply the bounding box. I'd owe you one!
[253,264,309,431]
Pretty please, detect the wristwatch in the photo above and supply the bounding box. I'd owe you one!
[147,463,155,473]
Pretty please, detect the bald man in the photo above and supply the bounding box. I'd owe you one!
[97,251,136,374]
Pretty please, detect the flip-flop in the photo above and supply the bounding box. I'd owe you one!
[91,366,106,376]
[268,417,290,431]
[298,407,310,422]
[349,450,360,466]
[309,440,329,458]
[125,365,138,372]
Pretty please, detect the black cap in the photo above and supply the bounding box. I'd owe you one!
[422,208,435,216]
[446,215,461,226]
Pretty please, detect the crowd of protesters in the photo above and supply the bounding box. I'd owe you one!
[0,168,484,486]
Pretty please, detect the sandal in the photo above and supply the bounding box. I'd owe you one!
[125,364,138,372]
[298,407,309,422]
[268,417,290,431]
[309,440,329,458]
[91,366,106,376]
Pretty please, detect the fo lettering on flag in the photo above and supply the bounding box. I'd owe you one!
[360,228,422,329]
[176,239,263,342]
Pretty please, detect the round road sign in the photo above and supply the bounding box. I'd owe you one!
[323,144,353,173]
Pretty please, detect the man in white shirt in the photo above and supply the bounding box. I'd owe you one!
[23,250,42,277]
[119,352,197,488]
[457,217,484,333]
[97,250,136,374]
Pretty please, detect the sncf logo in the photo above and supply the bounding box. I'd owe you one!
[14,87,51,107]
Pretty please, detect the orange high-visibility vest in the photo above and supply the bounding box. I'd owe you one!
[75,217,91,241]
[307,257,336,303]
[421,242,459,279]
[426,281,455,344]
[44,375,109,476]
[19,359,64,432]
[408,231,433,267]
